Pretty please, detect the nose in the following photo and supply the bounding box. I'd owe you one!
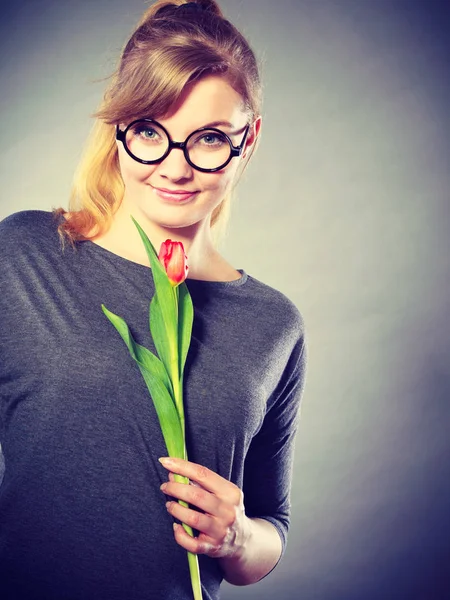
[156,146,193,181]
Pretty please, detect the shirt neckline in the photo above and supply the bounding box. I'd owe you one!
[80,238,248,288]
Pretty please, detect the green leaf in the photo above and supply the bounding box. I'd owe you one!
[131,216,167,282]
[133,340,174,398]
[131,215,178,363]
[101,304,184,458]
[178,282,194,378]
[101,304,173,395]
[150,268,178,351]
[135,363,185,459]
[149,294,172,378]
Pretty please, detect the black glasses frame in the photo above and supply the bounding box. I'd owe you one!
[116,118,251,173]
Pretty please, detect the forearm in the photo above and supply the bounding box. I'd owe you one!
[218,517,283,586]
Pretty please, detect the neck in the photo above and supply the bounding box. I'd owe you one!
[134,213,217,271]
[105,201,222,279]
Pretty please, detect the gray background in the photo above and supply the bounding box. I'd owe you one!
[1,1,449,599]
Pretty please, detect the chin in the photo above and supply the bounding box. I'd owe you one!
[144,200,219,230]
[144,210,206,231]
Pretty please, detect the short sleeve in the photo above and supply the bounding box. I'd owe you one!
[242,333,308,579]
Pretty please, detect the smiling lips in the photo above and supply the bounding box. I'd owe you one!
[152,186,198,202]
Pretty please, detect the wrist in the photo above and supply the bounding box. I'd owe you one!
[218,517,282,586]
[218,515,253,567]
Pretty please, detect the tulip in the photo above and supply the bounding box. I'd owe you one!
[102,219,201,599]
[158,240,189,287]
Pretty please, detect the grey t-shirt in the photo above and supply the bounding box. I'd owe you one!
[0,210,308,600]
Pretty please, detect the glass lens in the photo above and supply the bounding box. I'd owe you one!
[187,130,231,170]
[125,121,169,162]
[124,122,232,169]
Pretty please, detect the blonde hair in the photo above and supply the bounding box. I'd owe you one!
[53,0,262,250]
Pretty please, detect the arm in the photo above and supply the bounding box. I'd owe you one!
[236,335,308,582]
[218,516,282,586]
[219,334,308,585]
[160,335,308,587]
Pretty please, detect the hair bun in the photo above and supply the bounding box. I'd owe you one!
[180,0,221,16]
[178,2,209,12]
[153,0,222,20]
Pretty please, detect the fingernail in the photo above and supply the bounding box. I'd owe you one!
[160,483,167,491]
[159,457,173,465]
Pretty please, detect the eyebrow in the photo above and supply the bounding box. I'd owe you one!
[200,120,236,130]
[136,117,243,136]
[199,121,249,138]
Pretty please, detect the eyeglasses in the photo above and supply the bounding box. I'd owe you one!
[116,119,250,173]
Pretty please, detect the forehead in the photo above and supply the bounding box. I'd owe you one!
[157,75,248,134]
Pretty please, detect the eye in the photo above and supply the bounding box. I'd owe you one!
[138,127,158,140]
[195,132,227,147]
[130,124,162,142]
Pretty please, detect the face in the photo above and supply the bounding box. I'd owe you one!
[116,75,258,231]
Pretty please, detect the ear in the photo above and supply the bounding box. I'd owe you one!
[116,123,126,150]
[242,115,262,159]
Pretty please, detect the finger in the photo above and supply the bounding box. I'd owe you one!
[189,479,203,489]
[168,471,196,485]
[161,481,222,517]
[158,458,220,493]
[172,523,218,556]
[166,501,223,539]
[158,457,241,505]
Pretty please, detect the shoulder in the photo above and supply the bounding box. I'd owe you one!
[243,273,305,336]
[223,272,307,363]
[0,209,58,236]
[0,210,62,254]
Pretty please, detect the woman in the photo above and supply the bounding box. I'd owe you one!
[0,1,308,599]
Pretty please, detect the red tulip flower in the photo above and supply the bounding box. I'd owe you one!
[158,240,189,287]
[103,220,200,599]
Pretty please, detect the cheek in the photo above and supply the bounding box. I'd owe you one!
[203,167,237,195]
[117,147,156,184]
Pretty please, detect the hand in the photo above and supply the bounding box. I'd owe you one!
[159,457,252,559]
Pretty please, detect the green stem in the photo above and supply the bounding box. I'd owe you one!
[170,286,202,599]
[170,287,185,438]
[187,550,203,600]
[172,472,203,599]
[171,364,185,441]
